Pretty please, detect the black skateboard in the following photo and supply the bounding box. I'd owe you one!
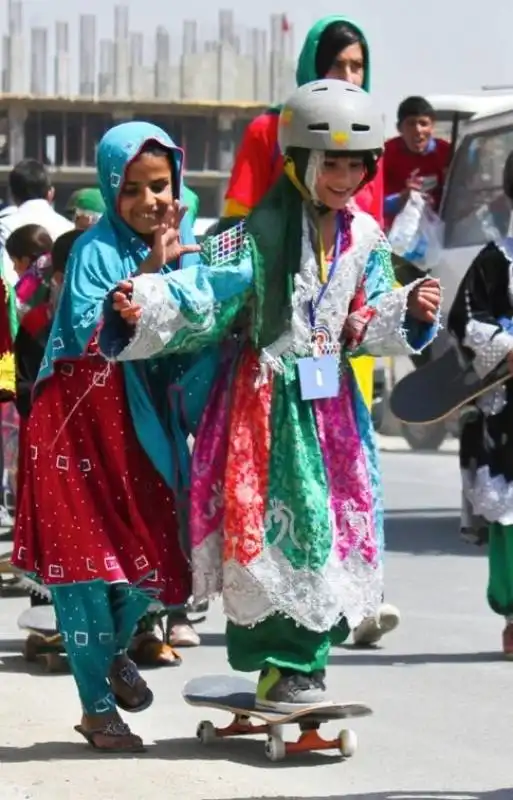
[390,346,509,425]
[183,674,371,762]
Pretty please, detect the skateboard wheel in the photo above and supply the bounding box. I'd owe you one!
[264,735,286,762]
[338,728,358,757]
[196,720,216,744]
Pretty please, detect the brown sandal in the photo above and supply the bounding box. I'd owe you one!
[74,715,146,753]
[128,631,182,668]
[109,654,154,712]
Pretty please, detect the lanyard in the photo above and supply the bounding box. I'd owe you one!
[308,213,344,331]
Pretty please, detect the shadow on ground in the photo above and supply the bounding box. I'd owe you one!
[212,792,512,800]
[384,510,485,557]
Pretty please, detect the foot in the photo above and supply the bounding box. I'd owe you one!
[129,631,182,668]
[352,603,400,647]
[502,623,513,660]
[255,666,330,712]
[75,711,145,752]
[168,615,200,648]
[109,653,153,711]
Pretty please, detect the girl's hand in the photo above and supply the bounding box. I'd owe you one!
[112,280,141,325]
[407,278,441,323]
[139,200,200,273]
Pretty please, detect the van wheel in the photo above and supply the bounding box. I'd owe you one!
[400,421,447,452]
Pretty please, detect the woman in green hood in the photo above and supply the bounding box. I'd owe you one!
[223,16,398,649]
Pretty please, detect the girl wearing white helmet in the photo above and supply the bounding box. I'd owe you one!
[102,79,441,710]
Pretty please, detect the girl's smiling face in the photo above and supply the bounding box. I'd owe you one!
[315,154,366,210]
[118,150,174,236]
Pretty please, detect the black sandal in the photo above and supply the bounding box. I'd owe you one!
[109,656,154,713]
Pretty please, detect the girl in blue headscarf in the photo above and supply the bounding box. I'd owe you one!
[12,121,214,752]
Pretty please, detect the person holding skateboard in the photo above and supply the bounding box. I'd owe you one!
[101,80,441,711]
[223,13,400,650]
[448,150,513,658]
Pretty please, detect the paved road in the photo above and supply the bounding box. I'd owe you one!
[0,448,510,800]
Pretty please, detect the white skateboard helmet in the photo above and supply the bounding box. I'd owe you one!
[278,79,384,156]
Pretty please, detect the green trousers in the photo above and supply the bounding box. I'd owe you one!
[487,523,513,617]
[51,580,151,715]
[226,614,350,674]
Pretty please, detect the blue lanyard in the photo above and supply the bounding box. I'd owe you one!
[308,214,344,331]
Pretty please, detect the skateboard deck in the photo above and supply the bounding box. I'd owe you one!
[390,346,510,425]
[18,605,66,673]
[183,674,372,762]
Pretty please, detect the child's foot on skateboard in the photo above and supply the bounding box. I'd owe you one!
[255,666,331,712]
[502,622,513,659]
[74,711,145,753]
[352,603,400,647]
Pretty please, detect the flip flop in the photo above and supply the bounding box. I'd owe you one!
[74,723,146,753]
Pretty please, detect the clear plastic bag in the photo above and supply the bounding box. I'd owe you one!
[388,190,444,271]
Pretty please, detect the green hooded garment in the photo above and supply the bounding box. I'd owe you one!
[295,15,371,91]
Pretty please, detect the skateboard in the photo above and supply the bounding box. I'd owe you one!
[390,345,510,425]
[17,605,66,673]
[183,674,372,762]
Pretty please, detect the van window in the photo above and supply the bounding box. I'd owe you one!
[442,125,513,249]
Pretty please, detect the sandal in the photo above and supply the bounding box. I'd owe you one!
[129,631,182,668]
[109,654,154,713]
[167,615,200,648]
[74,714,146,753]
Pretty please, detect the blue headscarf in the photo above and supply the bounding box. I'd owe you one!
[37,121,218,491]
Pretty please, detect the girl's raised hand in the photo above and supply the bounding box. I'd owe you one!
[140,200,200,273]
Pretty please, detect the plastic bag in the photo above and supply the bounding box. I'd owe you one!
[388,190,444,271]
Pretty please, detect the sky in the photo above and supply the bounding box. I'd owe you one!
[2,0,513,124]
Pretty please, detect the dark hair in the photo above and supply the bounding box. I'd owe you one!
[315,21,367,80]
[129,139,179,195]
[8,159,52,205]
[503,151,513,202]
[324,149,380,187]
[397,96,435,124]
[5,224,52,262]
[51,229,83,275]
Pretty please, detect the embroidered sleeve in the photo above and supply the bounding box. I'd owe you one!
[448,243,513,379]
[99,222,254,361]
[344,241,438,356]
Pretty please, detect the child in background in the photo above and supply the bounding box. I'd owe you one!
[383,96,451,230]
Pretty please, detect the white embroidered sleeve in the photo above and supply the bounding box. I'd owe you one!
[463,318,513,378]
[112,273,198,361]
[360,279,438,356]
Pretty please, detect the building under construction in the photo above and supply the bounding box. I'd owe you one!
[0,2,295,214]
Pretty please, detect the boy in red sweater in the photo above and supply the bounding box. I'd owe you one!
[384,96,451,230]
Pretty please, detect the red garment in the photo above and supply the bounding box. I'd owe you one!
[226,112,384,227]
[383,136,451,227]
[13,354,191,606]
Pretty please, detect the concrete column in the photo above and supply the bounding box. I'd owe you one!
[217,111,235,215]
[8,104,26,166]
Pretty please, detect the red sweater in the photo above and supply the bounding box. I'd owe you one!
[383,136,451,228]
[225,111,384,227]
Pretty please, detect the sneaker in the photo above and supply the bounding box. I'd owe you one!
[255,666,331,712]
[502,623,513,660]
[352,603,400,647]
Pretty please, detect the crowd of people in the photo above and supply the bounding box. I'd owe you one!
[1,13,508,755]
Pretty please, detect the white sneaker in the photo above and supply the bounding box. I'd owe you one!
[352,603,400,647]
